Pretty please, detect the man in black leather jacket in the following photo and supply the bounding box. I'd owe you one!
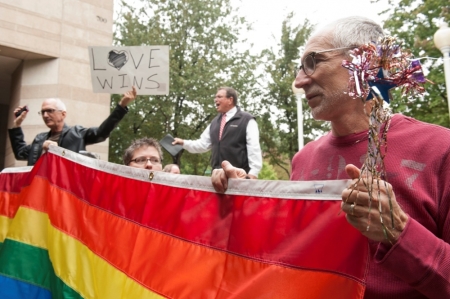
[8,87,137,166]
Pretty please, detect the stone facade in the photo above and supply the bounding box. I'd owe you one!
[0,0,114,170]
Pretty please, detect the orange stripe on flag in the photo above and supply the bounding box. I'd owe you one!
[25,176,365,298]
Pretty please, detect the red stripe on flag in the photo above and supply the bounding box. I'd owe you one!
[0,170,32,218]
[27,154,368,282]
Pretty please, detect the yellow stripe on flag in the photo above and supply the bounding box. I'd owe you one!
[48,225,164,299]
[7,207,163,299]
[6,207,47,249]
[0,214,12,243]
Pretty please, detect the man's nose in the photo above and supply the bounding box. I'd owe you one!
[144,160,153,169]
[294,71,311,89]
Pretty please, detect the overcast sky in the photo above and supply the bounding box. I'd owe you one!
[114,0,390,53]
[232,0,390,53]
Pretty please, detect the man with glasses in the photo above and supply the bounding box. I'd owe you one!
[9,86,137,166]
[122,137,163,171]
[212,16,450,298]
[172,86,262,178]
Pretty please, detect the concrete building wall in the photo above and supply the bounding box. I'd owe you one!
[0,0,114,170]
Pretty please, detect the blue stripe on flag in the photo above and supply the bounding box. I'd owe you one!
[0,275,51,299]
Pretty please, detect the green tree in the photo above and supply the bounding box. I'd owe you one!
[258,161,279,180]
[259,13,324,178]
[110,0,261,173]
[377,0,450,127]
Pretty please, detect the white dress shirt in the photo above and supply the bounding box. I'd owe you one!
[183,107,263,177]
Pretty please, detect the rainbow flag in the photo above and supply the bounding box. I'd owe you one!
[0,147,369,299]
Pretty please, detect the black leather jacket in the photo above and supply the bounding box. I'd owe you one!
[8,104,128,166]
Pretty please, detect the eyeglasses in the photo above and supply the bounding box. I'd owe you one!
[38,109,61,115]
[295,46,354,76]
[129,156,161,165]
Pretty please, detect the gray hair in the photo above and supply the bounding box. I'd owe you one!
[45,98,67,112]
[321,16,384,50]
[122,137,163,165]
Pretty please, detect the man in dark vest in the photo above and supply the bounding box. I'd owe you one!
[173,87,262,178]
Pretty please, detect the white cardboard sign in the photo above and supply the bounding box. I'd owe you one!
[88,46,170,95]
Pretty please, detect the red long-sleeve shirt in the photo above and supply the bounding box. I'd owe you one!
[291,114,450,298]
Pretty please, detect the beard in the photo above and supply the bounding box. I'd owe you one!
[310,86,350,121]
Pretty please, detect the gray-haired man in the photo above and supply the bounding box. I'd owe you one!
[9,87,137,165]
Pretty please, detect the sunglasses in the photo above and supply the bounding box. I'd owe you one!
[38,109,62,115]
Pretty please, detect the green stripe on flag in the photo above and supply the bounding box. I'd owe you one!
[0,238,83,299]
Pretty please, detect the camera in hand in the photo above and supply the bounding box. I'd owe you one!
[14,106,29,118]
